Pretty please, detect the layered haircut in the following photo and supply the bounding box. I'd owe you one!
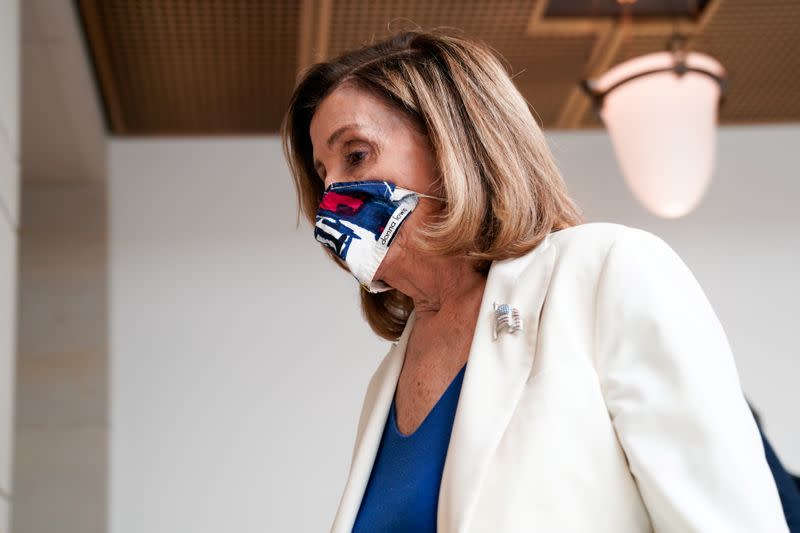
[281,28,584,340]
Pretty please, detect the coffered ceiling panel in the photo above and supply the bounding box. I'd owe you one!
[78,0,301,134]
[325,0,598,128]
[76,0,800,135]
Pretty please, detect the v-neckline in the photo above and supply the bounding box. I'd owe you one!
[391,362,467,438]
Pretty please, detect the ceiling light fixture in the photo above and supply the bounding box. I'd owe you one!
[582,34,728,218]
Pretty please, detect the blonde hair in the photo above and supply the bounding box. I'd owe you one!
[281,28,584,340]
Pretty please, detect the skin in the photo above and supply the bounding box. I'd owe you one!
[310,82,488,436]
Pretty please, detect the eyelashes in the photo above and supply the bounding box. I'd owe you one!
[316,144,370,181]
[346,150,367,168]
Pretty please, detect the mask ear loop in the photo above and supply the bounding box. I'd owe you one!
[416,192,447,202]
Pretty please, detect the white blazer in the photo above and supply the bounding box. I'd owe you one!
[330,222,788,532]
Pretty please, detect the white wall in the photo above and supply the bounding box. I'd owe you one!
[11,2,109,532]
[13,181,108,533]
[0,0,20,531]
[110,138,389,533]
[110,124,800,533]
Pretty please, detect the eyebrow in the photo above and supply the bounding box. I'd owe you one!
[313,122,365,173]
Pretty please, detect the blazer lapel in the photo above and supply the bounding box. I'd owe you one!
[330,308,415,533]
[438,234,557,531]
[330,234,557,533]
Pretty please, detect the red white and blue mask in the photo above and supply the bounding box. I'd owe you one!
[314,180,442,293]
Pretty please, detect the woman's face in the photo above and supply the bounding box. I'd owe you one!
[309,82,438,195]
[309,82,442,283]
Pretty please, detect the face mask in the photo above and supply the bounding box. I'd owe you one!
[314,179,443,293]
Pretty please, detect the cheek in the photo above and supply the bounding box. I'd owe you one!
[376,201,430,277]
[393,203,428,247]
[384,137,438,191]
[407,140,439,189]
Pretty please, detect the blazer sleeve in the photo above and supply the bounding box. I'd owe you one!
[593,227,788,533]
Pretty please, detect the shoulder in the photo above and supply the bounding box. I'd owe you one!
[510,222,683,296]
[544,221,669,269]
[548,221,666,254]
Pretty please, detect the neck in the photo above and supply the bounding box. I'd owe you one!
[380,249,488,321]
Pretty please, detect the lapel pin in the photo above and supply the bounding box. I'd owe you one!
[493,302,523,340]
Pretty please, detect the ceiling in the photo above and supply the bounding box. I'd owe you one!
[75,0,800,135]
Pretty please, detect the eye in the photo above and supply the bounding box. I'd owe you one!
[346,150,367,168]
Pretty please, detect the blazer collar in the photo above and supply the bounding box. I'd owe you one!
[331,233,558,533]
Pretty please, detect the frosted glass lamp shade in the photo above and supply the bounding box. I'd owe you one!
[585,51,727,218]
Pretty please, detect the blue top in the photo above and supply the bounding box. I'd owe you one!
[752,415,800,531]
[352,362,467,533]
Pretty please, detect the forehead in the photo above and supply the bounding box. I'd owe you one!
[309,84,399,145]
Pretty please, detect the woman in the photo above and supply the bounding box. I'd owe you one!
[281,29,788,532]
